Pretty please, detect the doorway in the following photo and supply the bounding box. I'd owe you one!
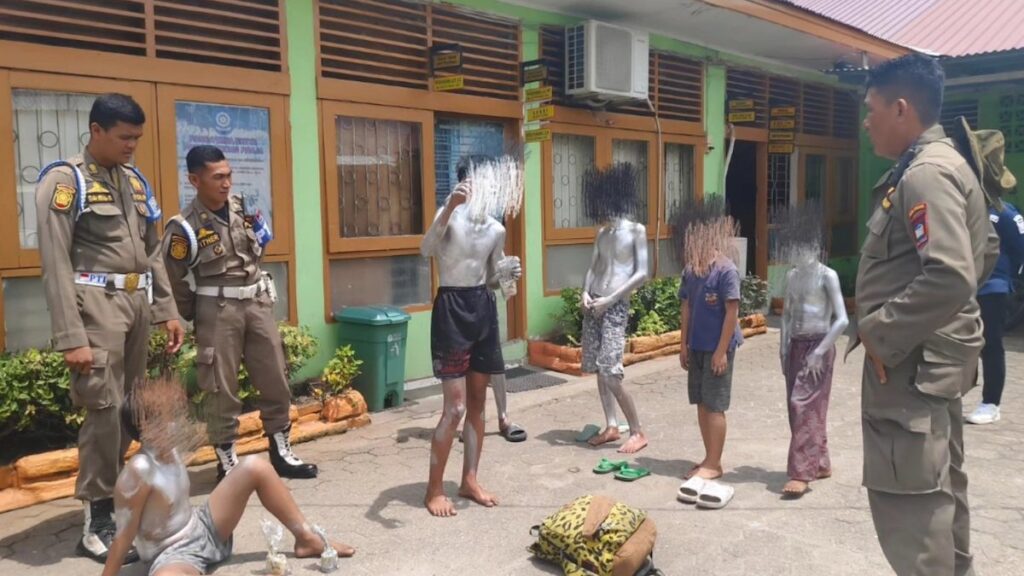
[725,140,758,276]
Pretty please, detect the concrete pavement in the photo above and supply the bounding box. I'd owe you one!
[1,330,1022,575]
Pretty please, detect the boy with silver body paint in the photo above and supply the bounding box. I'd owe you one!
[420,155,523,517]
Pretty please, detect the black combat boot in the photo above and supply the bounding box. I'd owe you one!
[267,425,318,479]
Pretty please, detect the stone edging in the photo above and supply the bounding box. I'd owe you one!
[0,389,370,514]
[529,314,768,376]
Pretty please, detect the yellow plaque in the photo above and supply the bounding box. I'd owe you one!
[727,111,756,123]
[524,65,548,83]
[525,128,552,143]
[770,118,795,130]
[525,86,553,103]
[432,52,461,70]
[526,105,555,123]
[769,131,795,141]
[768,143,795,155]
[771,106,796,117]
[729,99,754,110]
[433,75,464,92]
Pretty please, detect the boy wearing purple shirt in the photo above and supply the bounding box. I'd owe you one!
[679,255,743,480]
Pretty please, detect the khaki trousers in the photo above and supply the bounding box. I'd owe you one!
[194,293,291,444]
[72,287,150,501]
[862,354,974,576]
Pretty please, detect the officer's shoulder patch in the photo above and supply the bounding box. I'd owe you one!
[50,183,75,212]
[991,213,1001,224]
[1014,213,1024,235]
[909,202,928,250]
[168,234,189,261]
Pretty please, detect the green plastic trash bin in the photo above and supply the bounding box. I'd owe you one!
[334,306,411,412]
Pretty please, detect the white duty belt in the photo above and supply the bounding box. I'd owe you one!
[74,272,153,303]
[195,273,277,302]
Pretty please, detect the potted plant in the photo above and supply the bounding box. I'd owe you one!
[316,345,365,422]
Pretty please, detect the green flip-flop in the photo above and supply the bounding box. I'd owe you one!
[593,458,629,474]
[614,465,651,482]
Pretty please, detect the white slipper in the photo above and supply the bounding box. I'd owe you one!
[676,476,706,504]
[696,480,735,510]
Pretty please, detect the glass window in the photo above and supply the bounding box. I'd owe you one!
[664,143,695,218]
[611,139,649,223]
[175,101,273,230]
[544,243,593,292]
[805,154,827,203]
[651,239,683,278]
[434,118,505,209]
[833,156,856,217]
[12,90,94,250]
[3,277,51,351]
[329,255,431,309]
[335,117,423,239]
[552,134,596,229]
[262,261,290,322]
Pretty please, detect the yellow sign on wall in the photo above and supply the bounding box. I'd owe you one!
[433,76,464,92]
[525,128,552,143]
[770,118,795,130]
[729,99,754,110]
[769,131,795,141]
[432,52,462,70]
[768,143,795,154]
[771,106,796,117]
[526,105,555,122]
[525,86,553,103]
[727,111,756,123]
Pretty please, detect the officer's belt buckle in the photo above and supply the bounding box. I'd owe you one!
[124,273,140,294]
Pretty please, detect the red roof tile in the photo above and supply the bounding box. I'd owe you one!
[781,0,1024,57]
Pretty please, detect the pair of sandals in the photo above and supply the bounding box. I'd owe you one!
[593,458,650,481]
[677,476,734,509]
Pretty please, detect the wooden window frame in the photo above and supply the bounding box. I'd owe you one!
[0,71,159,271]
[796,146,859,258]
[320,101,436,255]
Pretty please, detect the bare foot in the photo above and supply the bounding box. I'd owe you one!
[617,433,648,454]
[425,493,458,517]
[458,482,498,508]
[693,465,723,480]
[588,427,621,446]
[782,479,810,499]
[294,531,356,558]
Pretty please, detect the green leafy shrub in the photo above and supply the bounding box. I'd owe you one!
[634,310,669,336]
[0,349,82,462]
[629,277,681,336]
[313,345,363,402]
[740,275,769,317]
[279,323,319,380]
[551,287,585,346]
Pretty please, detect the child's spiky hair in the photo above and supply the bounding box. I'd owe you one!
[670,196,739,275]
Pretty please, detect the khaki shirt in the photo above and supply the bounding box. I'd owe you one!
[162,195,263,321]
[34,150,176,350]
[852,125,999,398]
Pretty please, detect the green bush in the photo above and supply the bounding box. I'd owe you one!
[740,275,769,317]
[634,310,669,337]
[0,349,82,461]
[552,287,585,346]
[551,277,683,344]
[313,345,363,402]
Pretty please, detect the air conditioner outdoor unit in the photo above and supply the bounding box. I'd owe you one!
[565,20,649,104]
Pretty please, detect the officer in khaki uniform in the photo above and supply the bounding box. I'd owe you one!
[161,145,317,481]
[34,94,184,564]
[851,55,999,576]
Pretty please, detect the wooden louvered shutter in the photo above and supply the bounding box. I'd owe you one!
[800,83,831,136]
[0,0,147,56]
[655,53,702,123]
[0,0,284,72]
[768,75,800,131]
[727,68,768,128]
[832,89,860,139]
[152,0,284,72]
[540,25,568,105]
[318,0,429,89]
[941,99,979,134]
[430,4,520,100]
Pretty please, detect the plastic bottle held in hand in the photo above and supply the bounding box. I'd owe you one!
[498,256,520,300]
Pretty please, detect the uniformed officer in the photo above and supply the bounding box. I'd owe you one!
[34,93,184,563]
[161,145,317,481]
[851,54,999,575]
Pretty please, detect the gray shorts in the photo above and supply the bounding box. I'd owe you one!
[149,503,232,575]
[687,349,735,412]
[581,298,629,377]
